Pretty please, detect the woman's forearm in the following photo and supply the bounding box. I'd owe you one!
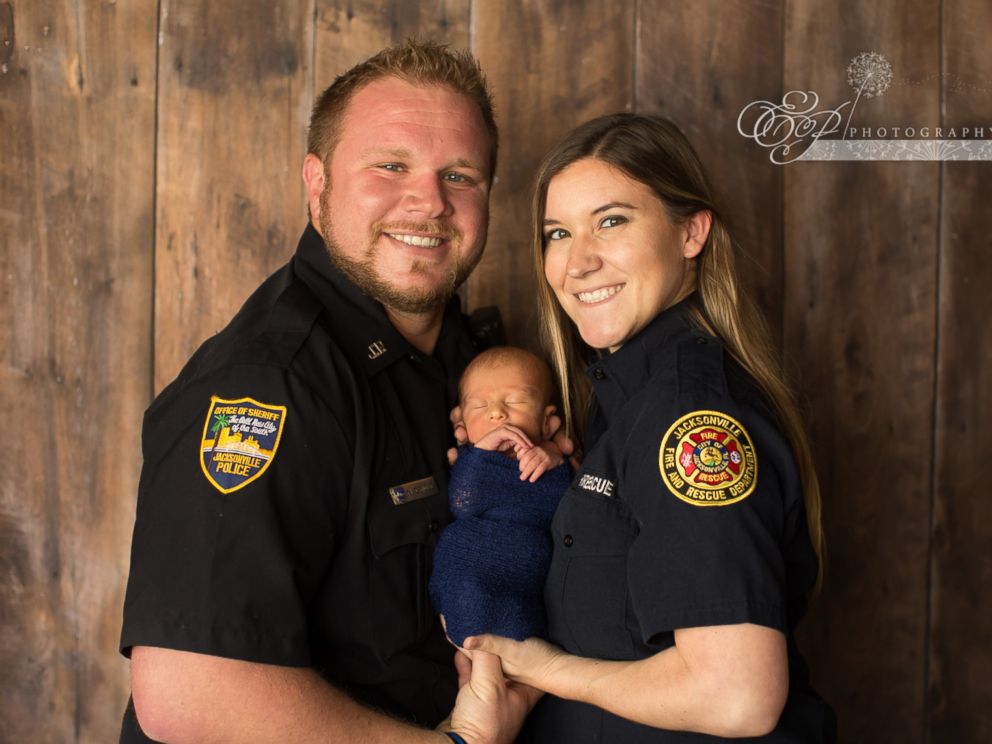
[503,623,788,737]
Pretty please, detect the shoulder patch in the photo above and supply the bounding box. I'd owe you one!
[658,410,757,507]
[200,396,287,494]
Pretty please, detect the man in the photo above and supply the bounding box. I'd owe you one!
[119,41,537,743]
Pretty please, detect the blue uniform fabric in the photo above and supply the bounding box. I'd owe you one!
[429,444,572,646]
[520,296,836,743]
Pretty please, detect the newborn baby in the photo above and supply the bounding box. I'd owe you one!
[429,347,573,646]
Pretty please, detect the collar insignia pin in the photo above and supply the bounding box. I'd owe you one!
[367,340,387,360]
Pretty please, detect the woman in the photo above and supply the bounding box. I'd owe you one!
[463,114,836,742]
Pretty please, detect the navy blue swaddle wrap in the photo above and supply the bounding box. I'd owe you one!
[429,444,572,646]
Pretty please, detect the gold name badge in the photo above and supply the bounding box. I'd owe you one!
[389,476,439,505]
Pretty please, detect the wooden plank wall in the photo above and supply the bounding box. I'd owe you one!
[0,1,156,741]
[784,2,941,741]
[1,1,989,741]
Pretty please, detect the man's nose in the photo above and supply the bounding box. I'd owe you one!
[403,174,451,219]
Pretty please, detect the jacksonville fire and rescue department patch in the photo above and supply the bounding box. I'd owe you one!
[658,410,757,507]
[200,396,287,494]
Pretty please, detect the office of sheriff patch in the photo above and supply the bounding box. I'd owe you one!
[200,396,287,494]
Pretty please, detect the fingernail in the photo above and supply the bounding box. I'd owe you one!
[463,636,477,649]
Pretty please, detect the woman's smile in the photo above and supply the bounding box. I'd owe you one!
[576,283,625,304]
[542,157,705,352]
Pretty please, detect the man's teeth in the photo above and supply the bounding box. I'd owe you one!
[388,233,443,248]
[577,285,623,303]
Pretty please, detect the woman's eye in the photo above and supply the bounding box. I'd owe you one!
[601,215,627,228]
[546,228,569,241]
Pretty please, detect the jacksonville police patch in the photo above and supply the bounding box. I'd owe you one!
[658,410,757,507]
[200,396,287,494]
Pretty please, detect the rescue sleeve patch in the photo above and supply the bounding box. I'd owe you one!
[658,410,757,507]
[200,396,287,494]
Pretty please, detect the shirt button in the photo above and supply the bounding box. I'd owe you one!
[592,368,605,380]
[563,534,574,547]
[428,519,439,533]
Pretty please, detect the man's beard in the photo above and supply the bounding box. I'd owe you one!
[319,189,479,314]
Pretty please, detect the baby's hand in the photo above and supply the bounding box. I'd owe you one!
[517,441,565,483]
[473,424,534,455]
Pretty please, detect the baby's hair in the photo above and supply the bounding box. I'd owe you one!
[459,346,556,405]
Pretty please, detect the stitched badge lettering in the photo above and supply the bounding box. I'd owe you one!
[576,472,616,498]
[658,410,757,507]
[200,396,287,494]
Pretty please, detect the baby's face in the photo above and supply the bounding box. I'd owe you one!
[461,360,552,445]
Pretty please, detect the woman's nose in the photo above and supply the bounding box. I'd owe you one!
[566,236,602,278]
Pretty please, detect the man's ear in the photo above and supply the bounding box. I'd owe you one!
[541,404,558,441]
[302,153,325,229]
[683,209,712,259]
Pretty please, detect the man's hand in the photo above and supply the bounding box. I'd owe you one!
[443,649,543,744]
[448,405,467,465]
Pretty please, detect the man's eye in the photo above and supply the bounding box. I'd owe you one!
[379,163,404,172]
[546,228,569,241]
[601,215,627,228]
[444,172,473,184]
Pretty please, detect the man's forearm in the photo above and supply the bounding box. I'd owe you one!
[131,646,448,743]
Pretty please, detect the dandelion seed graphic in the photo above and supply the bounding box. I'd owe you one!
[843,51,893,140]
[847,52,893,98]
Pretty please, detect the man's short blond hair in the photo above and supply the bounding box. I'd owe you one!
[307,39,498,177]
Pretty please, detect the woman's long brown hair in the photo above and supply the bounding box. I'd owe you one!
[531,113,824,579]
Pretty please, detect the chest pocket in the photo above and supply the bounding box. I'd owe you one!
[366,466,449,658]
[547,487,639,660]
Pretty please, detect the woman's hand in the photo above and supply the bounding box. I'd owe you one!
[463,635,569,692]
[470,624,787,737]
[444,648,543,744]
[544,411,582,470]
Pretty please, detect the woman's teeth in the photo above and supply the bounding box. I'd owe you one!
[577,284,624,303]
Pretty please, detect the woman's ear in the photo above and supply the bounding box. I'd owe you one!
[683,209,712,259]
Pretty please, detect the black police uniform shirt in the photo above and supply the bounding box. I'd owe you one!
[119,224,476,740]
[521,297,836,743]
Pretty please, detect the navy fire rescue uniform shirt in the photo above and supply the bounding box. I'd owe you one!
[520,297,836,743]
[118,224,476,741]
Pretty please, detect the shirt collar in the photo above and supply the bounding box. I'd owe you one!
[292,223,472,379]
[585,294,700,419]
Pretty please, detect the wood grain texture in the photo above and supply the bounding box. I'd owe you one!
[784,2,941,741]
[313,0,469,91]
[636,0,785,340]
[928,0,992,740]
[467,0,634,349]
[153,1,313,391]
[0,1,156,741]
